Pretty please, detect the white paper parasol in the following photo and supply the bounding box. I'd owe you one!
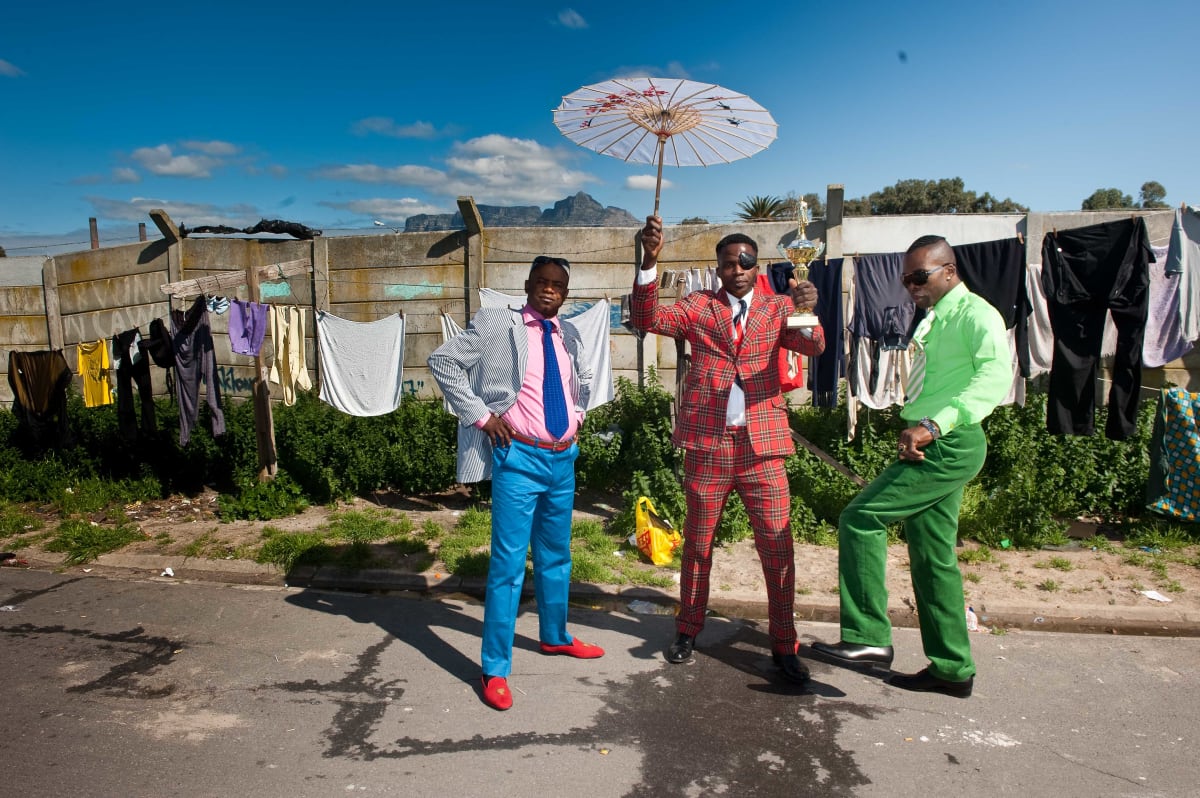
[553,77,777,215]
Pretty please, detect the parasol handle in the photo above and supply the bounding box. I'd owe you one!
[653,136,666,217]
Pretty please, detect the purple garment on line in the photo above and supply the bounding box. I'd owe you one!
[229,298,269,356]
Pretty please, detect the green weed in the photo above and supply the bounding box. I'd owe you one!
[958,546,995,565]
[44,519,144,564]
[256,532,332,571]
[1038,579,1060,592]
[0,503,43,540]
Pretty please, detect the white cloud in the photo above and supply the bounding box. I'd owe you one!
[557,8,587,29]
[609,61,693,79]
[70,167,142,186]
[316,134,599,206]
[180,140,240,156]
[267,164,288,178]
[626,174,671,191]
[316,163,445,185]
[351,117,443,139]
[130,144,221,178]
[320,197,445,222]
[87,196,259,226]
[0,59,24,77]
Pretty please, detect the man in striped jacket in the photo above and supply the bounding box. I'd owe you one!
[429,256,603,711]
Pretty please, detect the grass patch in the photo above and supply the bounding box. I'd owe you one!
[0,503,44,540]
[44,519,144,564]
[419,519,443,540]
[323,508,408,543]
[256,531,332,571]
[1038,579,1060,592]
[182,530,256,560]
[958,546,995,565]
[964,572,982,583]
[437,507,493,576]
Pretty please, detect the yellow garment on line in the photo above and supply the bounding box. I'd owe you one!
[269,305,312,406]
[77,340,114,408]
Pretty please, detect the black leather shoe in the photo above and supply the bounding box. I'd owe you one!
[810,640,894,667]
[666,633,695,664]
[771,652,811,685]
[887,668,973,698]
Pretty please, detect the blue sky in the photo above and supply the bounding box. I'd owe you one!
[2,0,1197,251]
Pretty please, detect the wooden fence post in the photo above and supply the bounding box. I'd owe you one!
[42,258,64,351]
[457,196,484,327]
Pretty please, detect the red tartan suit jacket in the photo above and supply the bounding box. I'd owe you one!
[632,278,825,457]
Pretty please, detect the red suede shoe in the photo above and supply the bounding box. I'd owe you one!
[539,637,605,659]
[480,675,513,710]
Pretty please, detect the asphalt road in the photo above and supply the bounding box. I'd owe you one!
[1,569,1195,797]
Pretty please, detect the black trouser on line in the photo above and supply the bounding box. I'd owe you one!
[1043,219,1151,440]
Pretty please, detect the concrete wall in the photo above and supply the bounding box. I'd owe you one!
[1,207,1193,410]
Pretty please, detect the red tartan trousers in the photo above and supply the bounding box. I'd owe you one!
[679,426,796,653]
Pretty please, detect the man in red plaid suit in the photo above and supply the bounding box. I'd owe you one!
[634,215,825,685]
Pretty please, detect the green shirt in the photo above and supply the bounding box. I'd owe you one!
[901,282,1011,434]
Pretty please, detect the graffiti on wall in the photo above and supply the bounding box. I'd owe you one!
[216,366,256,395]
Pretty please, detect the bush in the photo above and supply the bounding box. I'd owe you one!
[217,472,309,521]
[577,370,680,491]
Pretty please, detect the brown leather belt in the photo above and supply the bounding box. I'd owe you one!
[510,431,577,452]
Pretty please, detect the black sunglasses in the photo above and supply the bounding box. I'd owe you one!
[901,263,950,287]
[532,255,571,270]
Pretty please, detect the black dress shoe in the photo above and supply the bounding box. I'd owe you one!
[887,668,973,698]
[810,640,894,667]
[771,652,811,685]
[666,633,694,664]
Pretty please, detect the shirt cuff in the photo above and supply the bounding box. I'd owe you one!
[636,265,657,286]
[472,411,493,429]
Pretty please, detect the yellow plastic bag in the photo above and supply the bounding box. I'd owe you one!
[634,496,681,566]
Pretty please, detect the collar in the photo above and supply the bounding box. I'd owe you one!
[521,304,560,330]
[930,281,969,316]
[726,288,754,308]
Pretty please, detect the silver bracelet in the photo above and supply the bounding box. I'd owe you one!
[919,417,941,439]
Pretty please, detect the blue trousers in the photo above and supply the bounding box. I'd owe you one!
[481,440,578,678]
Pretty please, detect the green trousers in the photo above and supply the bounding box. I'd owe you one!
[837,423,987,682]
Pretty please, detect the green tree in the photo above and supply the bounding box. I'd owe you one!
[842,178,1027,215]
[1081,188,1135,210]
[680,216,709,225]
[735,195,788,221]
[1139,181,1168,209]
[782,191,825,220]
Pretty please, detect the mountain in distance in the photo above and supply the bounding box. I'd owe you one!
[404,192,638,232]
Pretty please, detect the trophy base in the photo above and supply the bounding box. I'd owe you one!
[786,313,820,329]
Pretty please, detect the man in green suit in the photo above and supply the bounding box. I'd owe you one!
[813,235,1011,698]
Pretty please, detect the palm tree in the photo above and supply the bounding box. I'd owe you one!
[735,195,788,221]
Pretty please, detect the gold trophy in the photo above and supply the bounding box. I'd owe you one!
[778,199,824,329]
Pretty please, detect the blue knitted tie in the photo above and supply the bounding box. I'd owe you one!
[540,319,569,439]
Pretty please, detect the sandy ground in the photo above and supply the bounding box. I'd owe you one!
[9,487,1200,626]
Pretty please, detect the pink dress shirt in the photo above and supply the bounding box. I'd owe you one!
[474,305,581,441]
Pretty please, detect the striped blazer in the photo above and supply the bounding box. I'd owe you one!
[428,306,591,483]
[632,280,824,457]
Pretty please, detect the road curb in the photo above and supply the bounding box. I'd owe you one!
[13,550,1200,638]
